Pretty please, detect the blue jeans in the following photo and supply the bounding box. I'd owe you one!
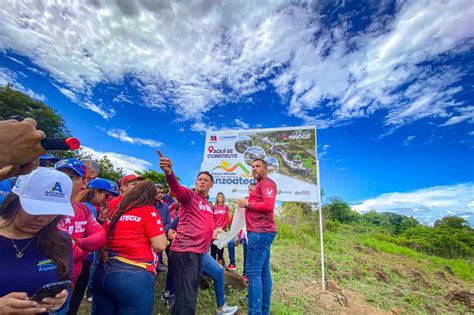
[228,237,248,275]
[202,253,225,307]
[91,259,155,315]
[246,232,276,315]
[87,251,100,290]
[228,239,236,265]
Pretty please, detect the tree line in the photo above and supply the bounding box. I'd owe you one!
[280,197,473,260]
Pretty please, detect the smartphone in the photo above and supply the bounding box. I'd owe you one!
[29,280,71,302]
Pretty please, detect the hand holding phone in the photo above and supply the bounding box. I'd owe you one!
[0,292,47,314]
[29,281,71,303]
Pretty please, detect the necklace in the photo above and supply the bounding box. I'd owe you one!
[11,238,34,259]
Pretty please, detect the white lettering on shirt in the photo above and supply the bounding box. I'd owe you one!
[74,221,87,233]
[198,201,213,214]
[119,215,142,223]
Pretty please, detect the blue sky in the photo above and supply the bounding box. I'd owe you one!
[0,0,473,225]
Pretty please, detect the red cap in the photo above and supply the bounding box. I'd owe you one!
[119,174,145,186]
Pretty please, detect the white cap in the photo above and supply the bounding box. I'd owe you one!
[12,167,74,216]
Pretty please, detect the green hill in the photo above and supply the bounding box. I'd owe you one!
[79,213,473,314]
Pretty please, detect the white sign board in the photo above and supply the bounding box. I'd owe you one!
[201,126,319,202]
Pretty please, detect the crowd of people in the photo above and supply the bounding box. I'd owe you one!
[0,118,278,315]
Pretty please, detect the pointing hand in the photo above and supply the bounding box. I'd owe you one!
[156,150,172,175]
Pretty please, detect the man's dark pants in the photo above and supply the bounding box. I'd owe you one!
[169,251,203,315]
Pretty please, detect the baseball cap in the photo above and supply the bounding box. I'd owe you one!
[55,158,86,177]
[119,174,144,186]
[12,167,74,216]
[39,155,61,163]
[87,178,119,197]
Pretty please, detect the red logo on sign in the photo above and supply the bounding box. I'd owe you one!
[208,146,214,153]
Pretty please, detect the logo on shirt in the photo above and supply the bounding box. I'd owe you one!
[37,259,57,272]
[265,188,274,197]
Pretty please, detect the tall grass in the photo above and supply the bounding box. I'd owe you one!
[359,236,474,281]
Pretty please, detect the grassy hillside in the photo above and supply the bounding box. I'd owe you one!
[79,218,473,314]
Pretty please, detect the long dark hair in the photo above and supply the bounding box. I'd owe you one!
[0,194,71,280]
[108,181,157,236]
[215,192,225,205]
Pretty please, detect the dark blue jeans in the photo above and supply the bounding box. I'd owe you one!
[246,232,276,315]
[87,251,100,290]
[91,259,155,315]
[202,253,225,307]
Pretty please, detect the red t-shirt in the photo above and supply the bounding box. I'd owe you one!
[246,176,277,233]
[166,173,214,254]
[57,202,106,284]
[213,204,229,230]
[106,205,165,273]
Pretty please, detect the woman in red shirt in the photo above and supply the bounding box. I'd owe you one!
[91,181,167,315]
[211,192,229,267]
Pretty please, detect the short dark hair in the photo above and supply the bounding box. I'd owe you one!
[197,171,214,183]
[252,158,267,167]
[248,183,256,188]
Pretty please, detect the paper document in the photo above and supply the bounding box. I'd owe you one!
[213,207,246,249]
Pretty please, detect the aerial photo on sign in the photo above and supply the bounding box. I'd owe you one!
[201,126,319,202]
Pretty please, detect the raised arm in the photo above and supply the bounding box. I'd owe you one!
[157,150,192,204]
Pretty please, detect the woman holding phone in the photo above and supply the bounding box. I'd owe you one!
[0,167,73,314]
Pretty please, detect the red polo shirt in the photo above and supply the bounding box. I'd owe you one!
[245,176,277,233]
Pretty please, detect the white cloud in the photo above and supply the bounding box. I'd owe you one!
[0,67,46,101]
[81,145,152,174]
[191,121,216,133]
[403,135,415,146]
[54,85,115,119]
[318,144,330,158]
[6,56,24,65]
[106,129,162,148]
[352,183,474,225]
[112,92,134,105]
[234,118,249,129]
[439,106,474,127]
[0,1,472,129]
